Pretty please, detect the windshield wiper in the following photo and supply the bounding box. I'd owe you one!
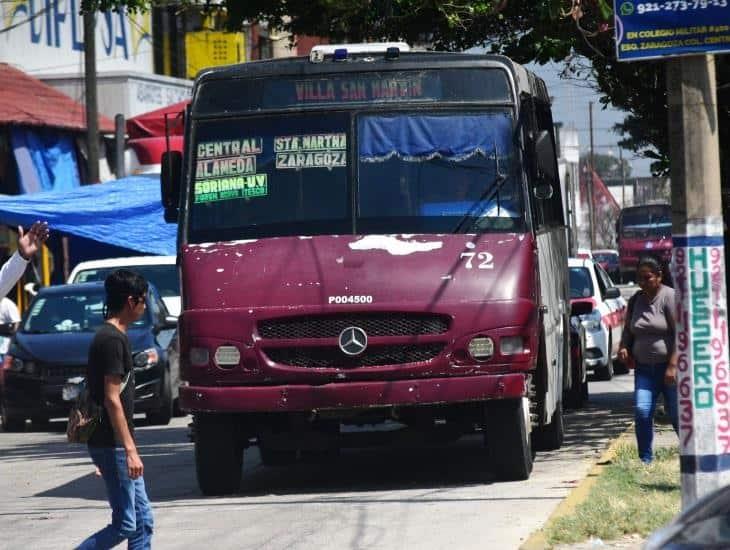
[453,141,508,234]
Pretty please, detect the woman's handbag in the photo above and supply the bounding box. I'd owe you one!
[66,371,131,444]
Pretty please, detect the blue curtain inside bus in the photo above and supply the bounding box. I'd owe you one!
[358,112,513,163]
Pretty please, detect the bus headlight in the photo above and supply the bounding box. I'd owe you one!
[500,336,525,355]
[468,337,494,361]
[190,347,209,367]
[214,346,240,368]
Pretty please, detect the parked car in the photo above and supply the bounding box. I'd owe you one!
[646,482,730,549]
[68,256,180,316]
[592,249,620,283]
[568,257,627,380]
[0,282,178,431]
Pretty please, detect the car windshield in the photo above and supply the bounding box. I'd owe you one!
[73,264,179,298]
[22,290,149,334]
[188,109,524,242]
[569,267,594,299]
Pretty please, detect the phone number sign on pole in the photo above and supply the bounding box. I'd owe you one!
[614,1,730,61]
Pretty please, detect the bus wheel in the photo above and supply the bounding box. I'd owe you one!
[259,445,297,466]
[485,398,533,481]
[194,414,243,496]
[532,401,565,451]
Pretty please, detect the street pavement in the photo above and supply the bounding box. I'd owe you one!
[0,372,636,550]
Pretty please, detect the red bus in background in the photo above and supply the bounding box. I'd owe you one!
[616,203,671,283]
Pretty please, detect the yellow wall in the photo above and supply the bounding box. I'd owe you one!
[185,31,246,79]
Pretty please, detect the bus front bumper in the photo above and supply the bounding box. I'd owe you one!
[180,373,527,413]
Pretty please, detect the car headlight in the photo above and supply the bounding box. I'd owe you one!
[8,357,36,375]
[9,357,24,372]
[133,348,159,370]
[581,310,602,331]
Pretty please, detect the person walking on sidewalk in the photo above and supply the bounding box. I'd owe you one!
[76,270,154,550]
[618,255,679,464]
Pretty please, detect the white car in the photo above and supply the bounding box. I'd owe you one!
[569,257,627,380]
[67,256,180,316]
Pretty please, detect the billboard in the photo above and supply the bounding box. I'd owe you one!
[0,0,153,74]
[614,1,730,61]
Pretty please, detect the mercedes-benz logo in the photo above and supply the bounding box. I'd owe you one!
[338,326,368,356]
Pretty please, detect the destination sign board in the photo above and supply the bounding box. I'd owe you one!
[195,69,513,114]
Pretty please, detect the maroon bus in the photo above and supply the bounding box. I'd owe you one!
[616,203,671,283]
[162,44,570,494]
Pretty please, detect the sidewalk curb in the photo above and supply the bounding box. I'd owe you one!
[520,425,635,550]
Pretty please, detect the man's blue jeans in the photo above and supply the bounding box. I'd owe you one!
[76,446,154,550]
[634,362,679,463]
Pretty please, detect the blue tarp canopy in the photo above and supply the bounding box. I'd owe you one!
[359,113,513,162]
[0,175,176,256]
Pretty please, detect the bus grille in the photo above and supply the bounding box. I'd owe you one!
[264,343,445,369]
[258,313,450,340]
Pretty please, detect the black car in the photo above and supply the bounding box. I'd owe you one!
[0,282,178,431]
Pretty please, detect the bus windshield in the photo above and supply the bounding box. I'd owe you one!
[188,109,523,243]
[620,205,671,239]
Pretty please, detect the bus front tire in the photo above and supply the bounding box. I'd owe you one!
[195,414,243,496]
[484,398,533,481]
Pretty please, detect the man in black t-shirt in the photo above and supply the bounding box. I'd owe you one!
[76,270,154,550]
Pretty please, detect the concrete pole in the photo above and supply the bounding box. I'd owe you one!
[83,11,99,184]
[588,102,596,250]
[667,54,730,509]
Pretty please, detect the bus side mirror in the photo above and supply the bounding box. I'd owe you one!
[535,130,557,184]
[161,151,182,223]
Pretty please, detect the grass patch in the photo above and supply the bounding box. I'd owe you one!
[545,441,680,547]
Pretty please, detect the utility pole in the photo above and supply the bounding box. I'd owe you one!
[84,10,99,184]
[619,147,627,208]
[114,114,125,179]
[667,55,730,509]
[588,101,596,250]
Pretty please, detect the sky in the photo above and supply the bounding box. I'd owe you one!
[527,61,654,177]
